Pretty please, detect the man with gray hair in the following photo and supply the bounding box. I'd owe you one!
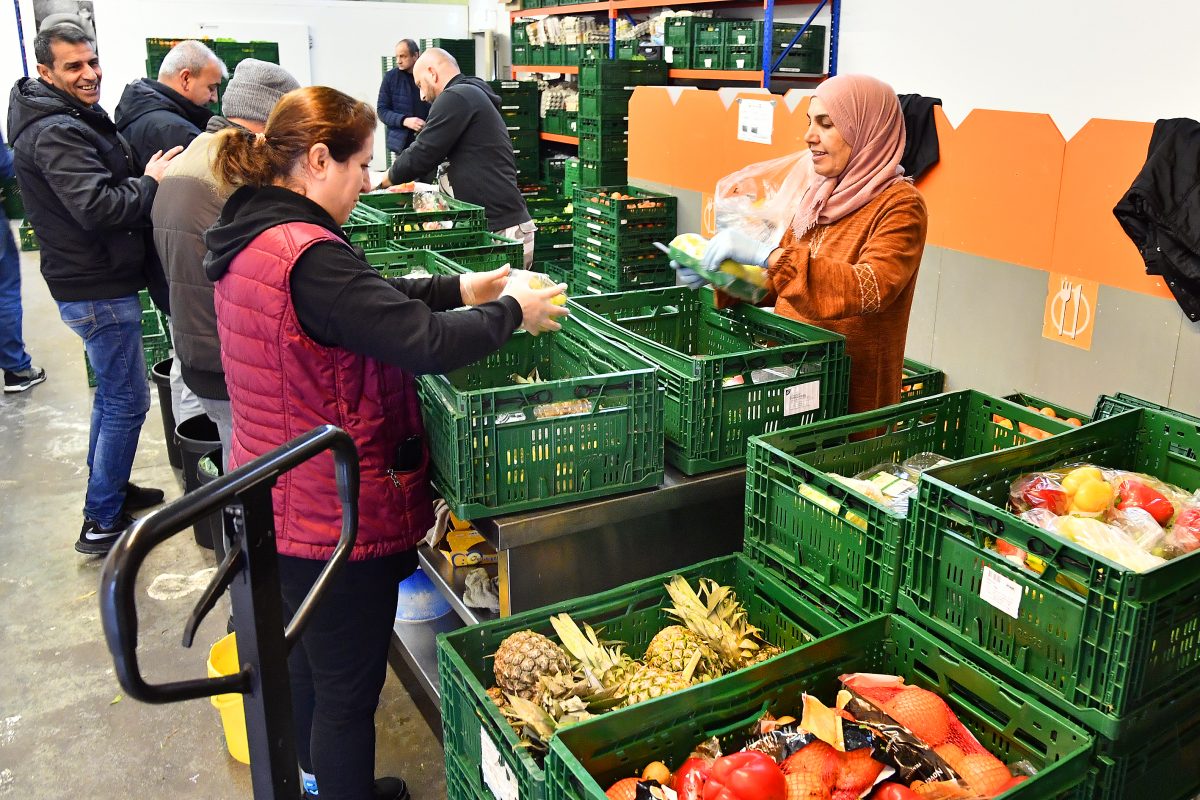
[116,39,227,167]
[377,38,429,157]
[151,59,300,464]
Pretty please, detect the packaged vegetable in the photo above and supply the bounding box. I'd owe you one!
[1164,504,1200,556]
[665,233,769,303]
[899,452,953,475]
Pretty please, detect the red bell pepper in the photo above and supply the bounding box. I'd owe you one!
[1115,479,1174,526]
[1015,474,1070,515]
[673,758,713,800]
[870,783,922,800]
[702,752,787,800]
[1167,507,1200,554]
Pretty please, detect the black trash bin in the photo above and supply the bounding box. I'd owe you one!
[176,414,221,549]
[196,447,226,560]
[151,358,183,469]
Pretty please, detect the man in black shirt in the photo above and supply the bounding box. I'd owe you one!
[380,48,535,267]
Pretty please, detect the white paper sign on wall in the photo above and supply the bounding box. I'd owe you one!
[737,98,775,145]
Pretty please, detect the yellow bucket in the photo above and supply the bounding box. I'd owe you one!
[207,632,250,764]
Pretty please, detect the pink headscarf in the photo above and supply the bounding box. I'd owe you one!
[791,74,907,238]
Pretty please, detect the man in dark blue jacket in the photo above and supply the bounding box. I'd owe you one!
[376,39,430,157]
[0,125,44,393]
[8,24,178,554]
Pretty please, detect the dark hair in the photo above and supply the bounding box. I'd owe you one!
[398,39,419,57]
[213,86,376,189]
[34,24,95,68]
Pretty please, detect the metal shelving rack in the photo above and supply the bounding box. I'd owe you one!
[509,0,839,89]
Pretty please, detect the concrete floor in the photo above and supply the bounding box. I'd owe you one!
[0,226,446,798]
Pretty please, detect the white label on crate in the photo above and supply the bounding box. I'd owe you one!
[783,381,820,416]
[586,236,602,247]
[553,243,572,249]
[665,45,676,63]
[587,252,601,262]
[480,727,520,800]
[980,565,1022,619]
[587,221,603,231]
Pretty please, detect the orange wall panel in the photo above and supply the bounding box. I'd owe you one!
[1050,119,1169,298]
[919,110,1064,269]
[629,88,811,195]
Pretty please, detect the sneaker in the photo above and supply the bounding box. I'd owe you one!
[300,777,409,800]
[123,482,165,511]
[76,513,136,555]
[4,366,46,393]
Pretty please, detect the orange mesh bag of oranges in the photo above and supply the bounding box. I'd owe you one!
[840,674,1030,798]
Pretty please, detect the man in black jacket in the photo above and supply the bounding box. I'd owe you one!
[8,24,180,555]
[380,48,535,267]
[115,40,226,167]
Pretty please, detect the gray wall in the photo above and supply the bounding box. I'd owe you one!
[631,179,1200,418]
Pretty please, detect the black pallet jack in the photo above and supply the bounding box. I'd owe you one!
[99,425,359,800]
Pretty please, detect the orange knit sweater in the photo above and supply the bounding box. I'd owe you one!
[768,181,929,414]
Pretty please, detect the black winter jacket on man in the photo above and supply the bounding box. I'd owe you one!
[115,78,212,168]
[1114,118,1200,322]
[7,77,157,302]
[386,75,530,231]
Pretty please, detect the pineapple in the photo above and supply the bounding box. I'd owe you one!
[643,625,722,678]
[746,644,783,665]
[663,576,772,670]
[623,663,695,706]
[493,630,570,701]
[549,614,637,691]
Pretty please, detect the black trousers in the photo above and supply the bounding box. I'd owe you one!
[278,549,417,800]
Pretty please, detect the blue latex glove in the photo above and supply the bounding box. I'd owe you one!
[701,228,776,270]
[670,260,708,291]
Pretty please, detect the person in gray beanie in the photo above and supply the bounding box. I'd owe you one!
[150,58,300,469]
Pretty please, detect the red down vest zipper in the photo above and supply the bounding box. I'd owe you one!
[214,221,434,560]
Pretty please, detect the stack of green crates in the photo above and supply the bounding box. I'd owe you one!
[571,184,675,295]
[527,193,573,264]
[419,38,475,75]
[897,404,1200,800]
[542,108,578,137]
[83,290,171,388]
[357,191,486,244]
[146,37,279,115]
[900,357,945,401]
[576,59,667,187]
[661,19,826,73]
[488,80,540,180]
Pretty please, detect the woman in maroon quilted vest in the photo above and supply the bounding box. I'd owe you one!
[203,86,567,800]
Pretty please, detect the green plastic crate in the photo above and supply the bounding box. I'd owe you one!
[1088,681,1200,800]
[615,43,636,60]
[1,174,24,219]
[371,247,461,278]
[744,391,1073,622]
[362,242,410,271]
[563,158,580,200]
[901,357,946,401]
[547,614,1095,800]
[728,19,763,46]
[141,308,166,337]
[578,88,632,118]
[513,44,530,65]
[724,45,762,71]
[572,185,677,231]
[573,243,665,273]
[489,79,539,102]
[577,132,628,161]
[418,315,664,519]
[402,231,523,274]
[576,116,627,137]
[664,16,702,50]
[562,43,582,66]
[438,553,847,800]
[578,58,668,89]
[541,258,573,286]
[572,224,668,259]
[571,286,850,474]
[572,265,674,296]
[1092,392,1198,425]
[526,194,570,219]
[341,203,391,248]
[901,408,1200,740]
[535,227,573,254]
[1004,392,1090,424]
[694,20,729,46]
[542,108,566,136]
[692,45,723,70]
[358,192,487,240]
[18,221,37,251]
[578,159,627,188]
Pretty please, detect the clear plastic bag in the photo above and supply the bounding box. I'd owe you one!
[714,150,813,249]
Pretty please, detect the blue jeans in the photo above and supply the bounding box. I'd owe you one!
[0,224,31,372]
[57,297,151,526]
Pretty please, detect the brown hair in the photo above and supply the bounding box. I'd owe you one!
[213,86,376,189]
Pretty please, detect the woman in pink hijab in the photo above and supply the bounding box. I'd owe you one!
[699,74,929,413]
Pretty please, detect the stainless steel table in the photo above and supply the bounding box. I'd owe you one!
[388,465,746,720]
